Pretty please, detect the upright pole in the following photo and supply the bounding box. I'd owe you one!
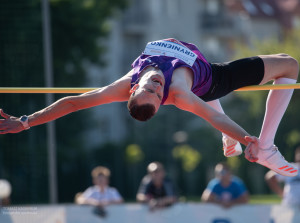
[41,0,58,204]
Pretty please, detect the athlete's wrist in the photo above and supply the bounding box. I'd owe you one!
[18,115,30,130]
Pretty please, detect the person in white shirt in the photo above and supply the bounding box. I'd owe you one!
[265,147,300,207]
[76,166,123,207]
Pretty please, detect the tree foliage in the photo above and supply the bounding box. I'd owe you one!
[0,0,126,204]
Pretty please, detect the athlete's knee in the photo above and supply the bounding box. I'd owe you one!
[278,54,299,79]
[287,56,299,79]
[283,54,299,79]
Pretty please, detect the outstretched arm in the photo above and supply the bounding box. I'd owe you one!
[0,70,133,134]
[174,90,253,146]
[173,91,259,162]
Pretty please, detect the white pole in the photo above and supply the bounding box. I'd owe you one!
[41,0,58,204]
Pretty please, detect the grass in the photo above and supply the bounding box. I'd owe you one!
[249,194,281,204]
[183,194,281,204]
[126,194,282,204]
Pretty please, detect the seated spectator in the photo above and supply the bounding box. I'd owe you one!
[201,162,249,208]
[76,166,123,207]
[265,147,300,207]
[136,162,177,210]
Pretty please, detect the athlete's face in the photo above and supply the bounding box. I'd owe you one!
[131,68,165,112]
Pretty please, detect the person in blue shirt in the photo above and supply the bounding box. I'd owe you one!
[201,162,249,208]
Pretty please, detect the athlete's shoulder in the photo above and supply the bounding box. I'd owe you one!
[104,69,133,100]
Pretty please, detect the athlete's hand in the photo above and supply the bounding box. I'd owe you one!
[244,136,259,162]
[0,109,25,134]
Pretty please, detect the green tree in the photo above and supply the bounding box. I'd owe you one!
[0,0,126,204]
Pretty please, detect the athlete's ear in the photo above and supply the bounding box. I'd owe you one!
[129,84,139,95]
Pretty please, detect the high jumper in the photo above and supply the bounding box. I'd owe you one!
[0,38,298,176]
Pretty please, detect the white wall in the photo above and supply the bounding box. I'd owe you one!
[1,203,300,223]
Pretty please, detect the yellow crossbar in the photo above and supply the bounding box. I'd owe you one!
[0,87,96,93]
[235,84,300,91]
[0,84,300,93]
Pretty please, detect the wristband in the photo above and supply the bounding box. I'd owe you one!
[19,115,30,130]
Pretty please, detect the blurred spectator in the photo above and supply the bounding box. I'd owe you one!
[136,162,177,210]
[265,147,300,207]
[75,166,123,207]
[0,179,11,206]
[201,162,249,208]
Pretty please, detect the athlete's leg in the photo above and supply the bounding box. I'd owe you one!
[207,100,242,157]
[245,54,299,176]
[258,54,299,149]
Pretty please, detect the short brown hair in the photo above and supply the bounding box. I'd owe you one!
[127,96,156,121]
[91,166,111,178]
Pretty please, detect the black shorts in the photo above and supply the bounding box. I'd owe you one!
[200,56,265,102]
